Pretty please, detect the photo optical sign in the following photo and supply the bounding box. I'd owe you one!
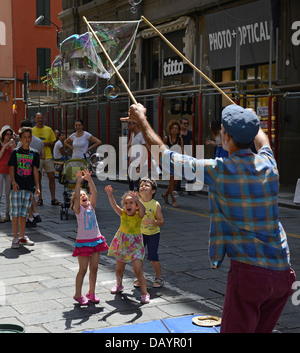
[205,0,277,70]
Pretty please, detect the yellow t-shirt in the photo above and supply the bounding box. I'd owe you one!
[32,126,56,159]
[140,199,160,235]
[119,210,142,235]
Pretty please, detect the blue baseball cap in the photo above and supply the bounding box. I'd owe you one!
[221,105,260,144]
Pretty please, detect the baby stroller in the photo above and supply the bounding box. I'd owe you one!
[59,158,89,220]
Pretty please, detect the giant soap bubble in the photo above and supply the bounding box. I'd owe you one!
[87,20,140,80]
[51,33,99,94]
[51,21,140,93]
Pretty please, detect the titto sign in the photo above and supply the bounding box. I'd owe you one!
[163,56,192,77]
[205,0,277,70]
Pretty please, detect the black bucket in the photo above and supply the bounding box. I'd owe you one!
[0,324,25,333]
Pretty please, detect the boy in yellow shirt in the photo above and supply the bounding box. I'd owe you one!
[138,178,164,288]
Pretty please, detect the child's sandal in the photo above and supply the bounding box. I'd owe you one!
[110,284,124,294]
[140,293,150,304]
[86,291,100,304]
[73,295,89,305]
[133,278,140,288]
[153,277,164,288]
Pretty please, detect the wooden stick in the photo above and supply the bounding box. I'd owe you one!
[83,16,138,104]
[141,16,236,105]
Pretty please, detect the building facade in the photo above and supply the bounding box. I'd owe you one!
[0,0,61,131]
[41,0,300,185]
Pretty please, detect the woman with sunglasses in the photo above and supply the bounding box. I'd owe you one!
[0,125,16,222]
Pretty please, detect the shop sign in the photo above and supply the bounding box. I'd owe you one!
[205,0,277,70]
[163,56,193,77]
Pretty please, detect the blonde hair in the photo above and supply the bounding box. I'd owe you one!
[121,191,139,209]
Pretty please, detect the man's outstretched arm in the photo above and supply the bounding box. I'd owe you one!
[254,127,271,152]
[121,103,167,153]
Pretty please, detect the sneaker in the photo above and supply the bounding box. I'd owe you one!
[19,236,34,246]
[11,238,19,249]
[26,220,36,228]
[140,293,150,304]
[86,291,100,303]
[34,215,42,223]
[110,284,124,294]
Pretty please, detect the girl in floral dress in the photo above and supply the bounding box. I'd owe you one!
[105,185,150,304]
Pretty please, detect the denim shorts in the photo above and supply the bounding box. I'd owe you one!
[9,190,33,218]
[143,232,160,261]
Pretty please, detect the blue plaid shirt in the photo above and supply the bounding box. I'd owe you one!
[162,146,291,270]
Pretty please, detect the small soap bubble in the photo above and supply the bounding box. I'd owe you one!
[129,0,142,5]
[104,85,120,99]
[130,6,137,14]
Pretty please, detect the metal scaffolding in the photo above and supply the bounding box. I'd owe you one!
[24,22,300,164]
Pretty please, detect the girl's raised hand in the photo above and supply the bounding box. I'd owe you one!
[130,191,139,204]
[82,169,92,182]
[105,185,113,196]
[75,170,84,182]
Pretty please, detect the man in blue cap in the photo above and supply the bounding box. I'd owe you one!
[123,103,295,333]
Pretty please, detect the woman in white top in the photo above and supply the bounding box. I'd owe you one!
[64,119,102,160]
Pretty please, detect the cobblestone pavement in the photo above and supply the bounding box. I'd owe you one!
[0,175,299,333]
